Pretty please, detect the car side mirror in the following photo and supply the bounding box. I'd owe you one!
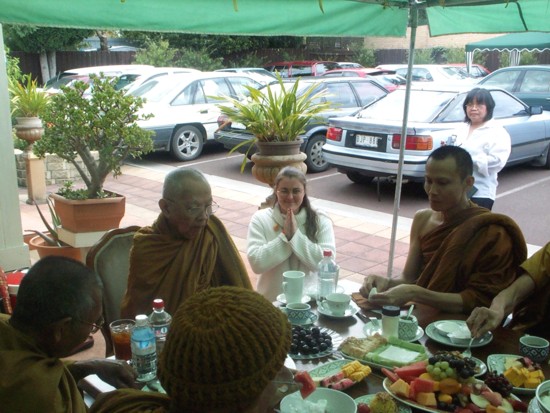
[530,106,543,115]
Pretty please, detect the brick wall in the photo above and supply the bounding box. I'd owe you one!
[15,151,96,188]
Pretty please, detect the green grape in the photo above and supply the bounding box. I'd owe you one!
[440,361,450,369]
[445,367,454,376]
[440,372,447,379]
[426,365,434,373]
[433,367,441,375]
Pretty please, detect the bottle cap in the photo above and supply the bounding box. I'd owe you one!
[323,250,332,257]
[135,314,148,325]
[153,298,165,310]
[382,305,400,317]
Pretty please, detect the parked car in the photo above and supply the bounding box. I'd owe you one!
[45,64,153,89]
[336,62,364,69]
[376,64,474,84]
[447,63,491,78]
[322,68,405,92]
[263,60,341,78]
[478,65,550,111]
[129,72,262,161]
[214,77,388,172]
[215,68,277,85]
[322,86,550,184]
[122,66,200,94]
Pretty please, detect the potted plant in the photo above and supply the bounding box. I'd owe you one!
[32,74,154,233]
[217,75,330,186]
[9,74,50,148]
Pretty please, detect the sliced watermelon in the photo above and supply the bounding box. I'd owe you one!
[382,367,400,383]
[410,377,437,394]
[295,371,316,399]
[394,362,428,380]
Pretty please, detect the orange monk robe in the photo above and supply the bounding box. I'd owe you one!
[90,389,170,413]
[510,242,550,339]
[416,207,527,313]
[120,213,251,318]
[0,315,87,413]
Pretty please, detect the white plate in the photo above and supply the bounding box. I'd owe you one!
[487,354,537,396]
[340,339,428,370]
[277,293,312,304]
[281,307,318,326]
[362,321,424,343]
[318,301,360,319]
[355,394,412,413]
[425,322,493,348]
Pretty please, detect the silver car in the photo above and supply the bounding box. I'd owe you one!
[323,86,550,184]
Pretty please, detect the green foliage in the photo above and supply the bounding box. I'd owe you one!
[27,195,67,247]
[6,46,22,83]
[4,25,92,53]
[226,52,265,68]
[520,51,539,65]
[134,39,177,66]
[177,47,224,71]
[9,74,50,117]
[413,49,434,64]
[441,48,465,63]
[33,74,154,199]
[352,44,376,67]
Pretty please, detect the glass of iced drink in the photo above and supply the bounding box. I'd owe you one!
[109,319,135,361]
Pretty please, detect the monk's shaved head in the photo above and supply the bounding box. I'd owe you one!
[163,169,210,200]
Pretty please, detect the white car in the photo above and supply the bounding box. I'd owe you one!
[215,68,276,85]
[376,64,475,85]
[130,72,262,161]
[122,66,200,94]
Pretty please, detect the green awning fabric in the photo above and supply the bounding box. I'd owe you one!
[466,31,550,52]
[0,0,548,38]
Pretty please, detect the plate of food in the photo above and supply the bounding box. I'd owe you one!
[289,325,343,360]
[425,321,493,348]
[355,392,412,413]
[486,354,546,396]
[338,333,429,370]
[308,359,373,391]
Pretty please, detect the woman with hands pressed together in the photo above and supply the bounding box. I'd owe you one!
[247,166,336,301]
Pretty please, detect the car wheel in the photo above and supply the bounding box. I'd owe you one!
[170,125,204,161]
[346,172,374,184]
[305,134,329,173]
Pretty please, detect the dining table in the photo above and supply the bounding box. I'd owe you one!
[287,279,550,404]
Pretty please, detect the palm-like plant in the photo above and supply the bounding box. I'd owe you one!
[9,74,50,118]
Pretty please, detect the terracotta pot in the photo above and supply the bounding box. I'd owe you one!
[29,236,83,262]
[51,192,126,233]
[251,140,307,187]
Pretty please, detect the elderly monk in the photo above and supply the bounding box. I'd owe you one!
[359,146,526,314]
[468,241,550,339]
[0,256,136,413]
[120,168,251,318]
[91,287,292,413]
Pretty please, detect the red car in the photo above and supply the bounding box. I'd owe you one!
[263,60,341,78]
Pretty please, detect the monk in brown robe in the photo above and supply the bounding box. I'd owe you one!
[468,242,550,339]
[120,168,251,318]
[359,146,526,314]
[0,256,135,413]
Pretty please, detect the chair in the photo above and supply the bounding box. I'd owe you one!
[86,225,140,357]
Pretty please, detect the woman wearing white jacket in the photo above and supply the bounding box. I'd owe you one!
[247,167,336,301]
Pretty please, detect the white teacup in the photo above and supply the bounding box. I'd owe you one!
[282,271,305,305]
[322,292,350,316]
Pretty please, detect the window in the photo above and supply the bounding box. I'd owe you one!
[519,70,550,93]
[229,77,260,98]
[324,82,355,107]
[352,81,387,107]
[482,70,521,92]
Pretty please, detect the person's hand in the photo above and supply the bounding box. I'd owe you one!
[283,209,298,240]
[368,284,415,307]
[467,306,505,338]
[89,359,139,389]
[359,274,390,298]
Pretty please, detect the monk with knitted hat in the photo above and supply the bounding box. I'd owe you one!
[91,286,292,413]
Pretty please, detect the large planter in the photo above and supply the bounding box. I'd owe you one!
[51,193,126,233]
[251,140,307,187]
[14,117,44,147]
[29,236,83,262]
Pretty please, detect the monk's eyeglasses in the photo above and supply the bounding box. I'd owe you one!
[75,316,104,334]
[165,198,219,217]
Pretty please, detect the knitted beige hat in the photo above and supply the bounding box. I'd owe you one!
[158,286,291,412]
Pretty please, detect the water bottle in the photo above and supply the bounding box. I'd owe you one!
[317,249,339,301]
[131,314,157,382]
[148,298,172,355]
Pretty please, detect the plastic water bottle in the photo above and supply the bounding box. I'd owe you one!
[317,249,339,301]
[148,298,172,355]
[131,314,157,382]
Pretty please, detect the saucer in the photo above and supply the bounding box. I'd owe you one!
[317,302,360,319]
[362,321,424,342]
[277,294,312,305]
[281,308,318,326]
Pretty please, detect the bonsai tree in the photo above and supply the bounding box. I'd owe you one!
[8,74,50,119]
[33,74,154,199]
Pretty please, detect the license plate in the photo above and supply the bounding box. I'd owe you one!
[355,134,379,148]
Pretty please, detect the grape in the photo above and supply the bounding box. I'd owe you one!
[433,367,441,375]
[484,371,513,397]
[426,364,434,373]
[440,361,449,369]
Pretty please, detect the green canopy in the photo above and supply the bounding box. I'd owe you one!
[466,31,550,52]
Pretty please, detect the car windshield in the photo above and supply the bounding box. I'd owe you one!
[129,78,186,102]
[356,89,458,122]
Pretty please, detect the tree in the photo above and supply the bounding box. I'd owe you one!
[4,25,93,83]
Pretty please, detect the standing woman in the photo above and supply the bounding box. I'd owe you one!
[452,88,511,210]
[247,166,336,301]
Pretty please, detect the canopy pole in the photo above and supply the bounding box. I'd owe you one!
[386,0,418,279]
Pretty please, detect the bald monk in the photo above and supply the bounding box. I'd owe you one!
[359,146,526,314]
[0,256,136,413]
[120,168,252,318]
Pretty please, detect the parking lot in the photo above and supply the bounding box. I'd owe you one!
[133,143,550,248]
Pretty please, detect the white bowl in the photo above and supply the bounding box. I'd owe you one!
[536,379,550,413]
[280,387,357,413]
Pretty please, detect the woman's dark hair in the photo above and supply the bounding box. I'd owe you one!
[463,87,495,124]
[272,166,319,242]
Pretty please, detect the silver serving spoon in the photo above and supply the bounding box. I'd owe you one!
[462,337,474,358]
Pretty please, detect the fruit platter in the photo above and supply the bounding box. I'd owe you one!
[289,325,343,360]
[486,355,546,396]
[381,351,529,413]
[338,333,429,369]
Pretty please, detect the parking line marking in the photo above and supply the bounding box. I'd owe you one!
[497,175,550,198]
[174,154,243,168]
[308,173,341,182]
